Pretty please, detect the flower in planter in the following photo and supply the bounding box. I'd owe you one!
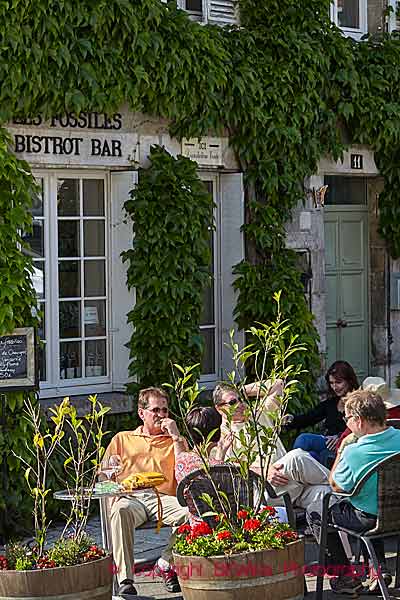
[37,557,57,569]
[0,556,8,570]
[174,506,298,558]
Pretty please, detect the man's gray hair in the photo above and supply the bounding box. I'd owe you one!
[344,389,387,426]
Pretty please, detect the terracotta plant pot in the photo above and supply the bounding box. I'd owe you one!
[0,555,113,600]
[173,538,304,600]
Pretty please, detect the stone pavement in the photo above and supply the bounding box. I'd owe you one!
[16,516,400,599]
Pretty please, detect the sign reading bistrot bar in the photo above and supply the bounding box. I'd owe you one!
[0,327,37,391]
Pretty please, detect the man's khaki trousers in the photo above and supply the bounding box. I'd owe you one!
[110,490,189,583]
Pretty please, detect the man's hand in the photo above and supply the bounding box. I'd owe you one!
[325,434,339,451]
[159,417,180,439]
[267,463,289,487]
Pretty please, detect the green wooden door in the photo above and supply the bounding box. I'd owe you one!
[324,207,369,381]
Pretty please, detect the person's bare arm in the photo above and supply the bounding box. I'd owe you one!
[329,434,357,492]
[160,417,188,458]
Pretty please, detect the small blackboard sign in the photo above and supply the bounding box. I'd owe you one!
[0,327,37,391]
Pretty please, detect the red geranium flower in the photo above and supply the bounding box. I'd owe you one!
[237,510,249,520]
[243,518,261,531]
[261,506,277,516]
[217,530,232,541]
[178,523,192,535]
[191,521,213,538]
[0,556,8,570]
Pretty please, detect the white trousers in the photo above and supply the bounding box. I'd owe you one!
[268,448,331,515]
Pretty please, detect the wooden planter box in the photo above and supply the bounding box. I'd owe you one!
[0,555,113,600]
[173,538,304,600]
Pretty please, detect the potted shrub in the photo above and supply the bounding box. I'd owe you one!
[0,395,113,600]
[172,293,306,600]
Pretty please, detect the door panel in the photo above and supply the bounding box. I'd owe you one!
[340,218,365,269]
[341,272,365,321]
[324,221,339,270]
[341,324,367,376]
[324,208,368,381]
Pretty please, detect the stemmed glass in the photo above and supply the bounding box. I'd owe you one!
[100,455,122,481]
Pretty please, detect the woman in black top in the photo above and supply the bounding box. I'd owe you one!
[284,361,359,466]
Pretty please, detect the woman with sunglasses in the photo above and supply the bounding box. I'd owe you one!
[284,361,359,467]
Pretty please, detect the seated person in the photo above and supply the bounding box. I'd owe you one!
[213,381,331,516]
[307,389,400,595]
[105,387,189,597]
[175,406,287,523]
[284,361,359,467]
[335,376,400,452]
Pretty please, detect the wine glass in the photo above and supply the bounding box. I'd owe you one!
[100,455,122,481]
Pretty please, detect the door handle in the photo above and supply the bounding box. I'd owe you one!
[336,319,348,328]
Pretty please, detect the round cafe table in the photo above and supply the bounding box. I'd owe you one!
[54,486,155,552]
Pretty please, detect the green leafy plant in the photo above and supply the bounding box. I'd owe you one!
[172,292,304,557]
[122,145,214,400]
[5,395,109,570]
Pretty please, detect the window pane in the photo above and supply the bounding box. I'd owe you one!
[83,180,104,216]
[84,221,105,256]
[23,220,44,258]
[38,303,45,339]
[59,261,81,297]
[84,300,106,337]
[59,301,81,338]
[84,260,105,296]
[338,0,359,28]
[58,221,80,257]
[60,341,82,379]
[200,284,214,324]
[39,344,46,381]
[32,179,44,217]
[85,339,106,377]
[200,328,215,375]
[324,176,367,205]
[32,261,45,299]
[186,0,202,11]
[57,179,79,216]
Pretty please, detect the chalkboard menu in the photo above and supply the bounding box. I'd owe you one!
[0,327,37,391]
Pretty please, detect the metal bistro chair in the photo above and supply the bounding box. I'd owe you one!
[176,464,296,529]
[316,451,400,600]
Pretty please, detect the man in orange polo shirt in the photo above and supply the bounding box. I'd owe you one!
[106,387,189,597]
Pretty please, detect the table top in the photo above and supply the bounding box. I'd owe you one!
[54,486,156,500]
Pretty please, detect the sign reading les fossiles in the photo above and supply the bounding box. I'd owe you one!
[0,328,37,391]
[9,112,137,166]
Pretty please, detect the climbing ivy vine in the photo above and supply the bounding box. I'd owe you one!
[1,0,400,532]
[122,146,213,401]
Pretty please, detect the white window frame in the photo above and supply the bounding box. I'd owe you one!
[198,172,221,387]
[33,169,113,399]
[330,0,368,40]
[177,0,207,22]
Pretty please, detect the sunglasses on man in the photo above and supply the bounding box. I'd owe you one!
[145,407,169,415]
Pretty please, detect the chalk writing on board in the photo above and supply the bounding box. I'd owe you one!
[0,335,28,380]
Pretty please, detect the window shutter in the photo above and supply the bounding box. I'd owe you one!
[110,171,137,391]
[220,173,244,377]
[207,0,238,25]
